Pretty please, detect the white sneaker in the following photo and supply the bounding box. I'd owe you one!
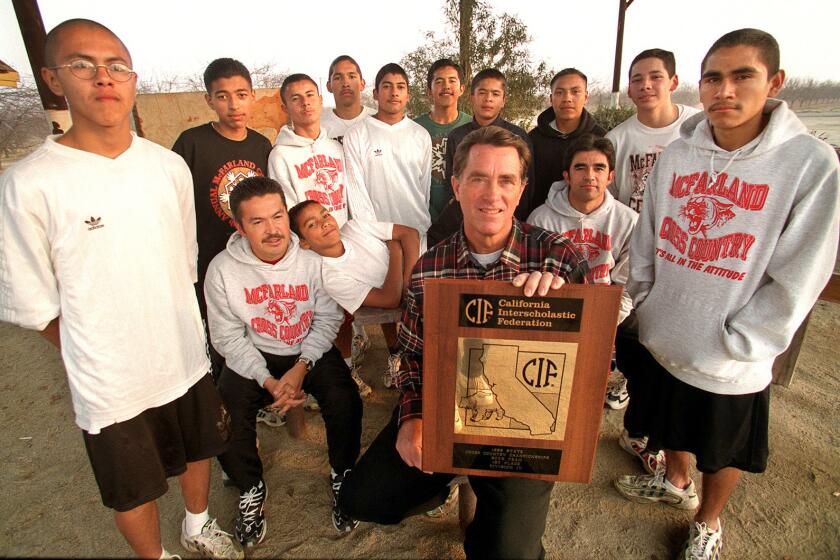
[618,429,666,475]
[425,483,459,517]
[351,333,371,367]
[605,374,629,409]
[613,466,699,510]
[180,518,243,559]
[382,353,401,388]
[256,406,286,427]
[351,368,373,399]
[681,520,723,559]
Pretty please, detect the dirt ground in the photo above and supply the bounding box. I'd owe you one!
[0,299,838,559]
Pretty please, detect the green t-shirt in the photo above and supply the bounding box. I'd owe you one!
[414,111,473,222]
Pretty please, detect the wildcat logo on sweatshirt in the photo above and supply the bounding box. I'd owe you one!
[244,283,313,345]
[656,170,766,278]
[294,156,347,214]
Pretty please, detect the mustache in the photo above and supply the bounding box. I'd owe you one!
[709,102,741,111]
[262,234,284,243]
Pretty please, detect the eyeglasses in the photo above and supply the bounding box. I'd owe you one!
[49,60,136,82]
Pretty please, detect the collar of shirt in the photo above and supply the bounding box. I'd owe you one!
[454,219,523,275]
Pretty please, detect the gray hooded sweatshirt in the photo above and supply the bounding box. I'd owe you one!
[204,232,343,387]
[630,99,839,395]
[528,180,637,322]
[268,126,351,226]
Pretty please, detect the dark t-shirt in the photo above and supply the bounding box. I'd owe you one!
[172,123,272,316]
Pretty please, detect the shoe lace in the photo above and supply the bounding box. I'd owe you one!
[197,519,236,552]
[635,463,666,488]
[239,484,265,528]
[689,522,715,556]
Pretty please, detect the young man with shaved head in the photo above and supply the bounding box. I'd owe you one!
[614,29,839,559]
[0,19,241,559]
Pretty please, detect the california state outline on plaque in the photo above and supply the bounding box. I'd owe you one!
[454,338,578,441]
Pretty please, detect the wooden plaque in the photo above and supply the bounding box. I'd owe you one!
[422,279,622,482]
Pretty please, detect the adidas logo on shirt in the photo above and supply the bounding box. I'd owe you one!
[85,216,104,231]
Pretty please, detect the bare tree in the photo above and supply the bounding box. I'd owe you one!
[0,77,50,168]
[401,0,553,127]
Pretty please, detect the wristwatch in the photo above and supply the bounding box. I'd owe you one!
[296,356,313,373]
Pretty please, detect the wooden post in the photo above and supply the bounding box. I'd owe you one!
[771,273,840,387]
[459,0,474,88]
[11,0,71,133]
[610,0,634,108]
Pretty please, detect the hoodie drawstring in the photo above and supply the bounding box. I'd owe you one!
[709,148,742,184]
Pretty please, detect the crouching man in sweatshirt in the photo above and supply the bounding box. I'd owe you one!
[527,133,637,324]
[613,29,839,560]
[205,176,362,546]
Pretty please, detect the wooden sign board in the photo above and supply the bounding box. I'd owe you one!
[422,279,622,482]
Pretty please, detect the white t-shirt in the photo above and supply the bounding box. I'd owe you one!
[320,220,393,313]
[343,116,432,233]
[607,104,701,212]
[0,134,210,433]
[320,105,377,143]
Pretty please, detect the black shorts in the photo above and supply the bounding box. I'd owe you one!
[647,359,770,474]
[82,374,230,512]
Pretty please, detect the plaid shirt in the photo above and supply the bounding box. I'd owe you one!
[396,219,590,425]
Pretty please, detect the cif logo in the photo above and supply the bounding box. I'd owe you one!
[522,357,558,388]
[464,297,493,325]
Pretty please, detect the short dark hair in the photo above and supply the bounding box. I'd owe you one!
[280,73,319,103]
[45,19,130,67]
[453,126,531,182]
[629,48,676,79]
[229,176,287,224]
[203,58,252,93]
[426,58,465,90]
[375,63,409,90]
[564,134,616,173]
[328,55,363,80]
[550,68,588,90]
[470,68,506,94]
[288,200,323,238]
[702,28,780,76]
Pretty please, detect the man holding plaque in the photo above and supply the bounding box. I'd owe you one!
[339,126,590,559]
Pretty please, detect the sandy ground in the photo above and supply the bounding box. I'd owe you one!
[1,300,838,559]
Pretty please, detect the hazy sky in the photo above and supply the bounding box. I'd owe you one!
[2,0,839,94]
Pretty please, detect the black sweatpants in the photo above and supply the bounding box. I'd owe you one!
[339,409,553,560]
[615,311,663,442]
[217,346,362,491]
